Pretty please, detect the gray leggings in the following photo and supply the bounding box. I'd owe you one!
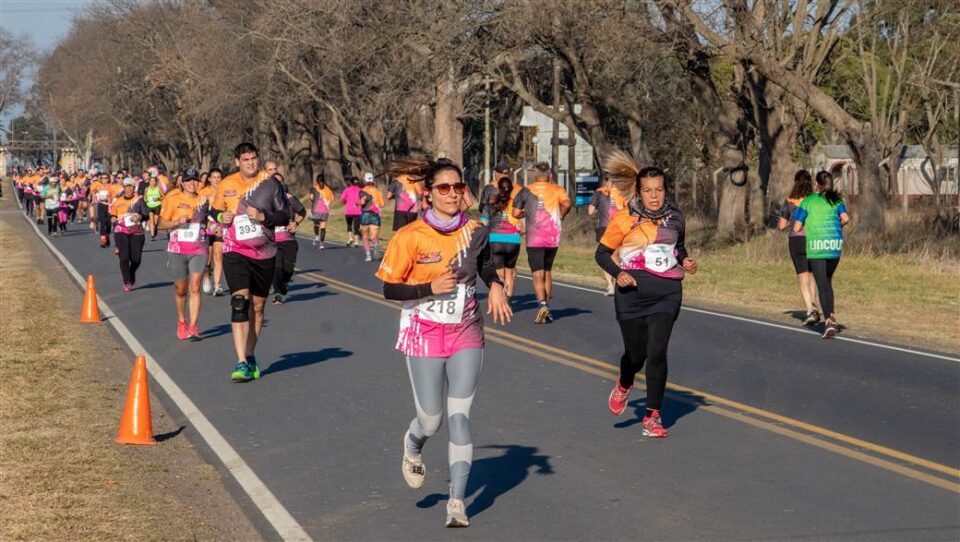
[404,348,483,500]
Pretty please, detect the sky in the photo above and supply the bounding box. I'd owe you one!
[1,0,97,128]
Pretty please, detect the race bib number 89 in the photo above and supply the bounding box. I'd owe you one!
[234,215,264,241]
[643,243,677,273]
[176,223,201,243]
[417,284,466,324]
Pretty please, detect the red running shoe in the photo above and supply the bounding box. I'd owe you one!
[188,323,201,341]
[642,410,668,438]
[176,320,189,340]
[608,381,632,416]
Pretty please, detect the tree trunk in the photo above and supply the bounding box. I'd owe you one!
[715,142,749,236]
[321,123,344,188]
[408,104,434,156]
[434,73,463,166]
[627,119,653,165]
[849,135,886,233]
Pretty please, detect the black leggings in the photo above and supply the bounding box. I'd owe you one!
[618,312,677,411]
[272,240,299,295]
[47,211,59,234]
[97,203,112,244]
[115,232,145,284]
[809,258,840,318]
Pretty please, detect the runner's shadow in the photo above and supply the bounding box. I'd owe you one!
[549,307,592,320]
[261,347,352,376]
[507,294,541,314]
[199,323,231,339]
[416,444,553,518]
[284,288,336,303]
[136,281,174,290]
[154,425,185,442]
[783,309,807,323]
[614,389,704,429]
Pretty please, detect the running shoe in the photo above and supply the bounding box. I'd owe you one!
[802,309,821,326]
[821,317,838,339]
[641,411,668,438]
[122,282,132,293]
[365,251,372,262]
[213,285,224,297]
[608,382,632,416]
[542,308,554,324]
[202,275,212,295]
[188,323,201,341]
[114,248,120,256]
[445,499,469,528]
[318,242,325,250]
[176,320,189,340]
[346,239,354,248]
[246,357,261,380]
[534,305,550,324]
[230,361,253,382]
[401,431,426,489]
[272,294,284,305]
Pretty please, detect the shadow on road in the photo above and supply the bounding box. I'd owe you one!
[283,285,336,303]
[155,425,185,442]
[199,323,232,339]
[416,444,553,518]
[505,294,593,320]
[783,309,807,323]
[136,281,174,290]
[261,347,352,376]
[615,388,704,429]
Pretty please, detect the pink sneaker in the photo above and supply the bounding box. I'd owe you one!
[176,320,189,340]
[641,410,668,438]
[122,283,132,293]
[608,381,632,416]
[188,323,200,341]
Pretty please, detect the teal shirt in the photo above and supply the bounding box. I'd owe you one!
[791,193,847,259]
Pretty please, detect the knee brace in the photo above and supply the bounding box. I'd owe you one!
[230,295,250,322]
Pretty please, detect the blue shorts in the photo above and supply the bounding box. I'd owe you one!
[360,212,381,227]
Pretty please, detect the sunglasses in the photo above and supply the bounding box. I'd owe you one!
[432,182,467,195]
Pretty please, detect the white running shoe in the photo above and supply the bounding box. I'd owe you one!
[401,431,425,489]
[202,275,212,295]
[445,498,469,528]
[365,251,372,262]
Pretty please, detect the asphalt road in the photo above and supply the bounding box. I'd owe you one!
[14,203,960,541]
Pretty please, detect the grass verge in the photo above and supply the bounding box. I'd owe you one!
[0,201,259,541]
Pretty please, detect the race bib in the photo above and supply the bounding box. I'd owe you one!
[123,214,138,228]
[643,243,677,273]
[416,285,466,324]
[234,215,264,241]
[175,223,201,243]
[274,226,286,234]
[98,190,109,202]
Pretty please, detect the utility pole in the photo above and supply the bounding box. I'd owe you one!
[551,57,561,181]
[483,81,491,185]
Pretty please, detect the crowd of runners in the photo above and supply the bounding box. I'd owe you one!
[9,143,849,528]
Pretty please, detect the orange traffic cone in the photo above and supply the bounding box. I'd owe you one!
[116,355,156,445]
[80,274,101,323]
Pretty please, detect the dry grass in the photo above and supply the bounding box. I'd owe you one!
[0,206,258,541]
[306,200,959,353]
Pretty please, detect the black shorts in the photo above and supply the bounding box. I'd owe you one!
[393,211,419,231]
[596,227,606,243]
[490,242,520,269]
[527,247,558,272]
[148,207,161,215]
[788,236,809,274]
[223,252,276,298]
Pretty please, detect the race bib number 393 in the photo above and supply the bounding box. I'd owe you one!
[643,243,677,273]
[234,215,264,241]
[417,284,466,324]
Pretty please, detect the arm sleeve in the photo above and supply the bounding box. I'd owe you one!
[248,179,290,228]
[477,240,503,288]
[512,188,527,210]
[675,223,689,262]
[595,244,622,278]
[289,196,306,219]
[382,282,434,301]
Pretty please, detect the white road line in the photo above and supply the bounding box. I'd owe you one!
[294,230,958,361]
[513,274,960,362]
[21,211,312,542]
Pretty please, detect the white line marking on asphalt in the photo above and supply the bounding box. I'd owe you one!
[22,211,312,542]
[513,274,959,362]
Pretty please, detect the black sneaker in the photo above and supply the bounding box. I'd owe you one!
[272,294,283,305]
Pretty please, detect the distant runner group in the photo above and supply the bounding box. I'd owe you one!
[10,144,849,528]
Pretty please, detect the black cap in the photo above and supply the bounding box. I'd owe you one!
[494,162,511,174]
[182,169,201,182]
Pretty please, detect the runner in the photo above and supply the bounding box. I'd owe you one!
[110,178,149,292]
[777,170,819,325]
[480,175,522,300]
[44,178,62,236]
[791,170,850,339]
[477,162,510,215]
[386,172,421,231]
[144,176,164,240]
[597,152,698,438]
[377,156,512,529]
[360,172,384,262]
[158,169,209,340]
[202,168,224,294]
[588,177,627,296]
[93,173,117,247]
[304,172,334,249]
[341,176,362,247]
[211,142,289,382]
[512,161,572,323]
[271,175,306,305]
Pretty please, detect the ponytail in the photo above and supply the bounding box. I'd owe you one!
[492,177,513,214]
[382,156,462,191]
[815,170,842,205]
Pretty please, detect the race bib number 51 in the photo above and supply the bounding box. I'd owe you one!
[234,215,264,241]
[643,243,677,273]
[417,284,466,324]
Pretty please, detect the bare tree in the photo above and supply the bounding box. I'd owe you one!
[0,30,34,123]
